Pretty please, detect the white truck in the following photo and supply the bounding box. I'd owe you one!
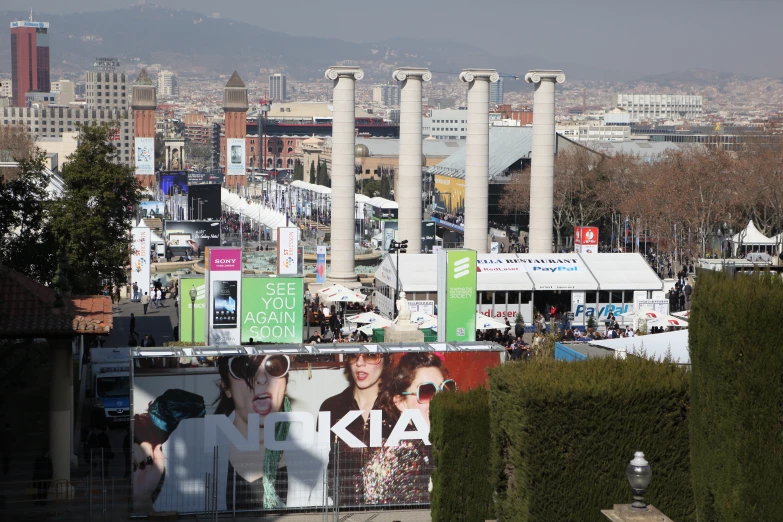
[89,348,130,423]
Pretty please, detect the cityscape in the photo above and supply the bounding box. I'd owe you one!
[0,2,781,522]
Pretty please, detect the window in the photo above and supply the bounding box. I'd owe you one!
[598,291,610,303]
[494,292,507,305]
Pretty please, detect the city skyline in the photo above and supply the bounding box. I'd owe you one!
[1,1,782,78]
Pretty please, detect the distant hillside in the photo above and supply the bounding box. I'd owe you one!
[0,6,634,82]
[629,68,751,88]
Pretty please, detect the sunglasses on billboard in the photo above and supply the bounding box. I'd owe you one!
[401,379,457,404]
[344,353,384,365]
[228,355,290,381]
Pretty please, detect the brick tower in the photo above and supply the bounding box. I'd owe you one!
[131,69,157,188]
[223,71,248,189]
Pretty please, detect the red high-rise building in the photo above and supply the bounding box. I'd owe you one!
[10,19,50,107]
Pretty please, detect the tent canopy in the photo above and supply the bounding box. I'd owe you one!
[731,220,776,245]
[580,254,663,291]
[589,330,689,364]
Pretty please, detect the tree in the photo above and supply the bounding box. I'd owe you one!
[293,159,304,181]
[317,160,329,186]
[48,123,141,293]
[361,179,381,197]
[309,161,316,184]
[185,141,211,171]
[0,148,57,283]
[154,132,166,171]
[380,174,391,199]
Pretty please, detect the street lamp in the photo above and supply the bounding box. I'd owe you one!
[626,451,652,510]
[388,239,408,318]
[189,286,197,349]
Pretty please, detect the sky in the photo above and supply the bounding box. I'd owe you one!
[7,0,783,77]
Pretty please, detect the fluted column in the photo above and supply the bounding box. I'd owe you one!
[392,68,431,254]
[325,66,363,284]
[459,69,498,253]
[525,70,565,254]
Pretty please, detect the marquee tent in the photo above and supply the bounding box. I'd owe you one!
[731,220,777,255]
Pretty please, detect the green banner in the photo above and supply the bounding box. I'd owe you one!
[242,277,304,343]
[179,278,205,343]
[445,250,477,342]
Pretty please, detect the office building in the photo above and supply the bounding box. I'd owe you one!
[422,108,470,140]
[489,77,504,106]
[10,19,51,107]
[86,58,128,110]
[372,81,400,107]
[613,94,703,122]
[269,73,287,101]
[51,79,75,105]
[0,78,13,99]
[157,70,178,97]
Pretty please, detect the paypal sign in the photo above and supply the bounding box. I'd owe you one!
[574,303,630,319]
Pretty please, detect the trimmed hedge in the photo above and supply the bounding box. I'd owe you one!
[490,357,694,522]
[688,271,783,521]
[430,387,494,522]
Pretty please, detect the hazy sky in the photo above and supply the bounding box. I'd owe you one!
[8,0,783,77]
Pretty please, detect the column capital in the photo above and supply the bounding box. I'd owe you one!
[459,69,499,83]
[525,70,566,84]
[325,66,364,81]
[392,67,432,82]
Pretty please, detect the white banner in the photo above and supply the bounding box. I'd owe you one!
[131,227,151,300]
[205,247,243,346]
[277,227,298,275]
[226,138,246,176]
[135,137,155,175]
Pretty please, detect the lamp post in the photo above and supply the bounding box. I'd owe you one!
[626,451,652,510]
[388,239,408,318]
[189,285,197,349]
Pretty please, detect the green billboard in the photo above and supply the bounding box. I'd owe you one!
[179,278,205,343]
[242,277,304,343]
[438,249,477,342]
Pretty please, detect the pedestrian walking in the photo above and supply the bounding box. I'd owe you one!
[141,292,151,315]
[155,288,163,308]
[132,282,139,302]
[129,313,137,337]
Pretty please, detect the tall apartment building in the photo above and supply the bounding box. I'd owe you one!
[51,79,75,104]
[1,79,13,99]
[422,108,469,140]
[1,106,134,164]
[612,94,703,122]
[10,20,51,107]
[86,58,128,110]
[372,81,400,107]
[269,73,287,101]
[157,70,178,97]
[489,77,504,106]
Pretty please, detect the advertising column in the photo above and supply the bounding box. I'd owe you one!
[204,247,242,346]
[241,277,304,343]
[574,226,599,254]
[131,227,151,298]
[437,249,477,342]
[277,227,299,275]
[316,246,327,283]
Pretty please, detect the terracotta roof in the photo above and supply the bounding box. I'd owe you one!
[225,71,245,88]
[0,265,113,338]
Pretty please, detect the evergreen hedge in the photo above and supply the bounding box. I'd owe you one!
[490,357,694,522]
[688,271,783,521]
[430,387,494,522]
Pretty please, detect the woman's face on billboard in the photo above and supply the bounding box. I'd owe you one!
[225,356,286,432]
[350,354,385,391]
[395,366,445,427]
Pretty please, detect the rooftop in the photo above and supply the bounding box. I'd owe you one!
[427,127,533,180]
[267,102,380,120]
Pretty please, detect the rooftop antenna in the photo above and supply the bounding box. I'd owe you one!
[30,9,33,22]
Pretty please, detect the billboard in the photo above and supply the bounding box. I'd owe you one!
[163,221,221,254]
[179,278,206,343]
[241,277,303,343]
[130,348,502,515]
[131,227,151,298]
[205,247,242,345]
[188,184,222,221]
[227,138,246,176]
[188,171,224,185]
[574,226,599,254]
[437,249,477,342]
[159,171,189,196]
[277,227,298,275]
[135,137,155,176]
[316,246,327,284]
[139,201,165,219]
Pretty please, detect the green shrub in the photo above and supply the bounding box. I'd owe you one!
[490,357,694,522]
[430,387,494,522]
[688,271,783,522]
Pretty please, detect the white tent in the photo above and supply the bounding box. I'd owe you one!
[731,220,777,255]
[589,329,689,364]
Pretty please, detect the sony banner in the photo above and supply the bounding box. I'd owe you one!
[204,247,242,346]
[277,227,298,275]
[135,137,155,176]
[227,138,246,176]
[130,227,151,300]
[130,349,502,515]
[437,249,477,343]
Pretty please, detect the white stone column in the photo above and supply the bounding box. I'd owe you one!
[325,66,363,284]
[459,69,499,254]
[392,68,431,253]
[49,341,72,491]
[525,70,565,254]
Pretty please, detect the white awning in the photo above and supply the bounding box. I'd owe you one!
[580,253,663,291]
[589,330,689,364]
[515,254,597,290]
